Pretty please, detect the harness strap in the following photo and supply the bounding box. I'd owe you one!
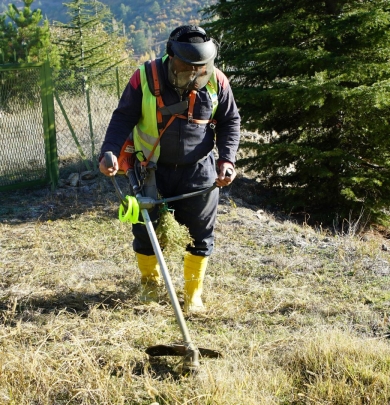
[185,90,217,125]
[141,60,217,167]
[151,60,164,126]
[141,114,176,167]
[159,100,188,116]
[187,90,196,123]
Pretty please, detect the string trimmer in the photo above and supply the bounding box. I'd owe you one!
[104,151,230,373]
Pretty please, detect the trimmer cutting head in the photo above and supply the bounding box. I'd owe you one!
[146,343,222,373]
[146,343,222,358]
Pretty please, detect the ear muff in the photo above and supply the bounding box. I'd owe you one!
[166,41,174,57]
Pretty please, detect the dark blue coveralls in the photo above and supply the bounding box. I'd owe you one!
[100,57,241,257]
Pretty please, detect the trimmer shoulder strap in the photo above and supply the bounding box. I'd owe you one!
[144,58,165,126]
[143,58,216,125]
[140,57,217,168]
[144,58,165,97]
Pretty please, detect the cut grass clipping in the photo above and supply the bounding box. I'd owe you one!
[156,204,193,255]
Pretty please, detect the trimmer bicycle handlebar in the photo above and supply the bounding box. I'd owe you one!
[104,151,232,209]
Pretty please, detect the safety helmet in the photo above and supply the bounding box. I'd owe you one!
[166,25,218,65]
[166,25,217,91]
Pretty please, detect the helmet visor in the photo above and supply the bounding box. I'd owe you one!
[170,40,217,65]
[168,56,214,91]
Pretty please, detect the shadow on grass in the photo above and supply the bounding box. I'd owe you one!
[0,278,143,324]
[0,175,127,223]
[133,358,183,380]
[0,286,188,380]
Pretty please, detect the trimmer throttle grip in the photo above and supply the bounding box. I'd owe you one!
[104,151,114,168]
[225,167,233,177]
[128,169,141,194]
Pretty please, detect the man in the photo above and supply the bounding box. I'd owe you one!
[99,25,240,313]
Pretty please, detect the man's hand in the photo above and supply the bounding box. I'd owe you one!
[216,162,236,187]
[99,154,119,177]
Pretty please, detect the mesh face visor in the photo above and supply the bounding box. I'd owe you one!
[168,56,214,91]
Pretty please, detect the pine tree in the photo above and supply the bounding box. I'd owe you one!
[53,0,133,81]
[205,0,390,225]
[0,0,60,114]
[0,0,59,65]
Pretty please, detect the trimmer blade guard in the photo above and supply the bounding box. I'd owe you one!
[146,344,222,358]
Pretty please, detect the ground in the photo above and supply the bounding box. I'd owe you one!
[2,171,390,403]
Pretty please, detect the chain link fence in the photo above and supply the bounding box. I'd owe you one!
[53,66,135,178]
[0,64,135,190]
[0,64,55,190]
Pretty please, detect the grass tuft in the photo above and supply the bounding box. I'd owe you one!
[156,206,194,257]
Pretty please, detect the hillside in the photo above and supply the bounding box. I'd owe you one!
[0,0,216,57]
[0,0,70,21]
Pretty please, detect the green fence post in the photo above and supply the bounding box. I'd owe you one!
[40,60,59,189]
[116,66,120,99]
[84,75,97,171]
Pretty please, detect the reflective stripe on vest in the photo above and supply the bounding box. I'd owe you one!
[133,56,219,163]
[133,63,160,163]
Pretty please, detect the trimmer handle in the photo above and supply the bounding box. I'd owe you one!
[104,151,129,207]
[104,151,114,168]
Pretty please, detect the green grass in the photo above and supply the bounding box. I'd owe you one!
[1,178,390,404]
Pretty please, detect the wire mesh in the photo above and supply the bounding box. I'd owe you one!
[0,67,47,188]
[0,64,136,188]
[53,66,134,178]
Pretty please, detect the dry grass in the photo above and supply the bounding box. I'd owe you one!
[54,89,119,162]
[1,175,390,404]
[0,107,47,182]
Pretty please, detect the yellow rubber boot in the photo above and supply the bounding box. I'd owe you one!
[183,254,209,313]
[136,253,161,303]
